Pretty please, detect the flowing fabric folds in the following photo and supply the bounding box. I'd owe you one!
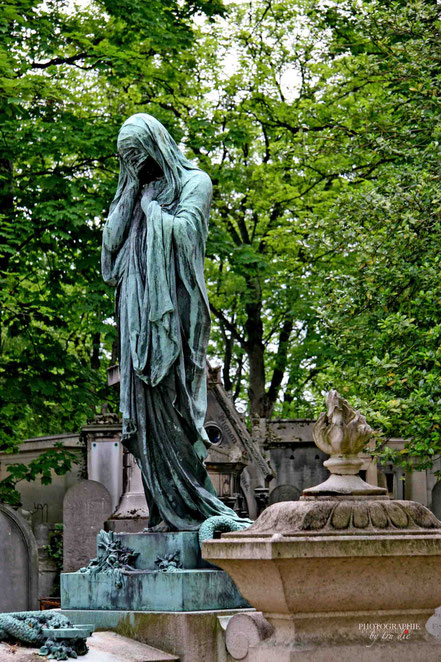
[102,114,250,531]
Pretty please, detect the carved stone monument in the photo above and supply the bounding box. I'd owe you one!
[63,480,112,572]
[62,529,247,612]
[0,504,39,612]
[203,390,441,661]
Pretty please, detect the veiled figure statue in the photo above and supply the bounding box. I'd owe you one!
[102,113,250,534]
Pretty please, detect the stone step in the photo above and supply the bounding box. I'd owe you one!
[84,631,179,661]
[61,568,248,611]
[0,633,179,662]
[62,608,254,662]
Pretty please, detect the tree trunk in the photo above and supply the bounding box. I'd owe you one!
[90,332,101,370]
[244,276,266,418]
[0,158,14,351]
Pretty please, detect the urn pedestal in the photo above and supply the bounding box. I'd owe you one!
[202,391,441,661]
[203,497,441,661]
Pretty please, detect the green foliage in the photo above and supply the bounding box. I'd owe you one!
[301,0,441,469]
[186,0,441,469]
[0,0,225,454]
[1,0,440,474]
[44,523,64,571]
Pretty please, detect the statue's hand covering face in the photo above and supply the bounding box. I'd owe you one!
[101,114,251,533]
[117,125,163,184]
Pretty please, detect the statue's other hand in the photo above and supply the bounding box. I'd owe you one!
[141,187,160,216]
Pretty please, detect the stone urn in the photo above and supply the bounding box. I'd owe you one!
[202,391,441,661]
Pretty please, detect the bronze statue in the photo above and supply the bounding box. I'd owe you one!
[102,114,251,534]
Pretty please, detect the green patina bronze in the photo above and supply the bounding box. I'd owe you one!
[198,514,254,544]
[61,529,249,610]
[102,113,251,534]
[154,551,183,572]
[38,638,88,660]
[79,530,139,588]
[0,612,91,660]
[0,611,70,646]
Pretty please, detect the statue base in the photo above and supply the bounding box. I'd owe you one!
[105,517,149,533]
[202,498,441,661]
[60,531,248,612]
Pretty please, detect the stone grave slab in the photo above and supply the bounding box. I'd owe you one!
[63,480,112,572]
[0,504,39,612]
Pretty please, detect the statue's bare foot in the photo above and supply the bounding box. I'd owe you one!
[145,521,172,533]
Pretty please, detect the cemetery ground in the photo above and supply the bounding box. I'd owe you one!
[0,632,179,661]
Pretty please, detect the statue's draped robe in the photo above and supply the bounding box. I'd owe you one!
[102,138,245,530]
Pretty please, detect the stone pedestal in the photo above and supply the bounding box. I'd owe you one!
[62,608,253,662]
[61,531,248,613]
[202,391,441,661]
[202,497,441,660]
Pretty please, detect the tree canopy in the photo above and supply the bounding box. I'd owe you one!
[0,0,224,449]
[1,0,440,479]
[187,0,441,470]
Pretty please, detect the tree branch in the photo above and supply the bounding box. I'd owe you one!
[210,303,246,346]
[31,53,90,69]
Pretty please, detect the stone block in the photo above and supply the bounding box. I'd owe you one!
[61,568,248,612]
[62,609,254,662]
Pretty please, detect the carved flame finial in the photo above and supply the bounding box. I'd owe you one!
[313,389,372,475]
[304,390,386,496]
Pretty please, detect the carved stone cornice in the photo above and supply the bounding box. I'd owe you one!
[222,496,441,537]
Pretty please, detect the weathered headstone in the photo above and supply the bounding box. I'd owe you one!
[63,480,112,572]
[432,481,441,520]
[268,483,301,505]
[0,504,39,611]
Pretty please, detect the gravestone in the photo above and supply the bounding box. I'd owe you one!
[432,481,441,520]
[0,504,39,611]
[63,480,112,572]
[268,483,301,505]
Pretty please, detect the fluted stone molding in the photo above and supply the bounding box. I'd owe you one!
[231,497,441,536]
